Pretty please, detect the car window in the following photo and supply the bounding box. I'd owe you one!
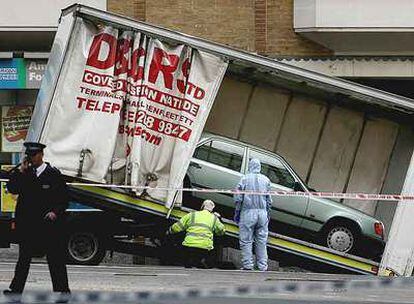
[194,140,244,172]
[249,150,296,189]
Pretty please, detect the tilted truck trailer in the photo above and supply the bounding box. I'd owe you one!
[1,3,410,274]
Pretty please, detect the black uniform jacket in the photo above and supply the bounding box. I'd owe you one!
[7,163,69,252]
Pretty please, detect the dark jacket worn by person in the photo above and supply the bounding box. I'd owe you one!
[7,163,69,253]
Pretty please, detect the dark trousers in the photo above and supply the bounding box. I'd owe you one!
[182,246,211,269]
[10,241,70,293]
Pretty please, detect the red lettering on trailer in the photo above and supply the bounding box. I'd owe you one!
[130,47,146,82]
[177,58,190,94]
[111,103,121,113]
[114,38,131,76]
[120,109,191,141]
[76,97,121,114]
[102,101,111,113]
[86,99,97,111]
[85,33,206,99]
[83,70,113,88]
[86,33,117,70]
[76,97,87,109]
[118,125,162,146]
[148,47,179,90]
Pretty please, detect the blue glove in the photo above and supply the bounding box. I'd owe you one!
[234,209,241,224]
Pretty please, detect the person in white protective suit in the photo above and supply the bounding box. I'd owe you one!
[234,158,272,271]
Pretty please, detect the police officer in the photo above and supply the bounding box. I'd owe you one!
[167,200,225,268]
[3,142,70,297]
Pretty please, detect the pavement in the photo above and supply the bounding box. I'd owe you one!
[0,244,135,266]
[0,246,413,303]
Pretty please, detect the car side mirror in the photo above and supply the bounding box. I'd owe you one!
[293,181,303,192]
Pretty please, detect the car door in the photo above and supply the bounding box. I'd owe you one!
[187,139,247,208]
[247,149,309,227]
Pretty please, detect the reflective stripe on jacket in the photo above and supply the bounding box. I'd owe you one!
[169,210,225,250]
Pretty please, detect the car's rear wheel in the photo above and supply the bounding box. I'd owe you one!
[322,222,360,254]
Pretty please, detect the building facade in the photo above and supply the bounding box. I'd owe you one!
[108,0,332,56]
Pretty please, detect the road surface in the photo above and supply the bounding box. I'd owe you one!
[0,262,412,303]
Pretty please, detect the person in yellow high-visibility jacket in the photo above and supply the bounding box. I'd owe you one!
[167,200,225,268]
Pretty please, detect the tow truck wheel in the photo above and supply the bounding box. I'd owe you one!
[67,232,106,265]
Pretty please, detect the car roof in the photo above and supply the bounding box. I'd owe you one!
[200,131,282,158]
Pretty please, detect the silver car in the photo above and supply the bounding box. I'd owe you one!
[184,133,385,258]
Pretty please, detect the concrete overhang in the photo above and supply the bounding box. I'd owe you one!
[0,30,55,52]
[276,57,414,78]
[23,52,50,59]
[0,0,106,28]
[0,0,106,52]
[294,0,414,55]
[0,52,13,59]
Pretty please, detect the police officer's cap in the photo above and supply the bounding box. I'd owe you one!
[24,142,46,155]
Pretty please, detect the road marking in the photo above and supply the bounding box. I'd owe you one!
[0,269,190,277]
[114,273,189,276]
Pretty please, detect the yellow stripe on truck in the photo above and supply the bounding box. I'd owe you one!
[268,237,375,274]
[74,185,377,275]
[75,185,187,218]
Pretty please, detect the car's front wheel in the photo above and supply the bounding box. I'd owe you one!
[322,223,359,254]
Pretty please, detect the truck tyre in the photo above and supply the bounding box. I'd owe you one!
[66,232,106,265]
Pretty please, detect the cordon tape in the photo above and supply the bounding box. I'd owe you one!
[66,182,414,202]
[0,178,413,202]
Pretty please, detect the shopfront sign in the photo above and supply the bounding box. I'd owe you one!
[0,59,47,89]
[26,60,46,88]
[0,59,24,89]
[1,105,33,152]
